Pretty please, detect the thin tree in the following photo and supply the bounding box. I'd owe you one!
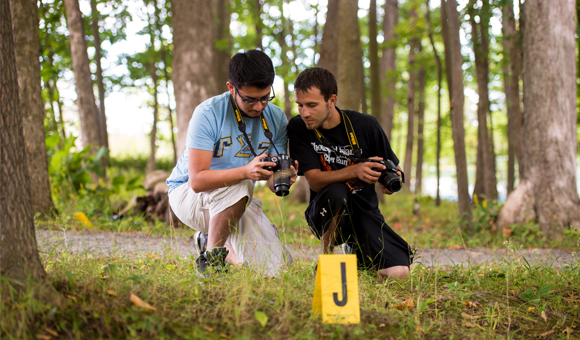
[90,0,109,164]
[442,0,472,226]
[415,63,426,195]
[146,4,159,174]
[1,0,47,284]
[403,8,418,192]
[159,1,177,164]
[497,0,580,237]
[63,0,106,173]
[369,0,381,120]
[426,0,442,206]
[170,0,216,157]
[9,0,55,215]
[469,0,497,201]
[337,0,363,111]
[380,0,399,138]
[501,0,523,194]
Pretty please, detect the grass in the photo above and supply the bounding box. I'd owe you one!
[2,246,579,339]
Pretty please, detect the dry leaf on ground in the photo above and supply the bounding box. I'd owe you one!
[394,298,414,310]
[36,335,51,340]
[44,328,58,337]
[130,293,156,311]
[65,295,78,302]
[220,333,233,339]
[541,311,548,322]
[203,325,214,332]
[461,312,483,321]
[540,330,555,337]
[463,301,478,308]
[106,290,117,296]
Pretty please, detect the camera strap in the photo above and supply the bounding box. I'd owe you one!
[229,93,280,157]
[314,107,363,160]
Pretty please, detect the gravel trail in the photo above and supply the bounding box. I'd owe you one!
[36,229,578,268]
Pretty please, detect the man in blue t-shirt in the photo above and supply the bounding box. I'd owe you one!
[167,50,297,277]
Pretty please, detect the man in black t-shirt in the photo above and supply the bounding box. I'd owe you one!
[288,67,411,279]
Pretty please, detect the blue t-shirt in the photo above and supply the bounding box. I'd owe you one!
[166,91,288,192]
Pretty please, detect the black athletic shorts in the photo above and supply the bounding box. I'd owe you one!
[305,183,412,270]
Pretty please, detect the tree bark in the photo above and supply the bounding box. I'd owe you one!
[337,0,363,111]
[403,9,418,192]
[158,5,177,164]
[90,0,109,165]
[147,69,159,173]
[64,0,104,157]
[171,0,216,157]
[9,0,55,216]
[369,0,380,119]
[497,0,580,237]
[212,0,231,93]
[426,0,442,205]
[469,0,498,201]
[317,0,339,75]
[1,0,47,283]
[502,0,523,194]
[444,0,472,226]
[415,65,426,195]
[380,0,398,139]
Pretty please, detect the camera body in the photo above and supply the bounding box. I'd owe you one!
[261,154,294,196]
[364,159,404,193]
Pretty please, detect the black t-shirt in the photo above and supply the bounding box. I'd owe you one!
[287,108,399,210]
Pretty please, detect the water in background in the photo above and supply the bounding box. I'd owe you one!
[416,156,580,201]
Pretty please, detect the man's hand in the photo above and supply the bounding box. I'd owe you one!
[380,164,403,195]
[353,156,385,184]
[289,160,299,186]
[244,154,276,181]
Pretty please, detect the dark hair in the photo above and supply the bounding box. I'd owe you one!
[228,50,275,89]
[294,67,338,101]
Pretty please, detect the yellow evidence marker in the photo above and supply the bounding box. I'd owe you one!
[312,254,360,324]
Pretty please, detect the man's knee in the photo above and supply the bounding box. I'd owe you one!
[321,182,350,207]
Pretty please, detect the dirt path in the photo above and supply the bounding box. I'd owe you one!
[36,229,578,268]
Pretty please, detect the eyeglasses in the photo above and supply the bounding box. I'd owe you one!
[234,86,276,105]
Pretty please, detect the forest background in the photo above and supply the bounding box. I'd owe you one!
[2,0,580,338]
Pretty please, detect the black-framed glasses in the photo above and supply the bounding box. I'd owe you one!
[234,86,275,104]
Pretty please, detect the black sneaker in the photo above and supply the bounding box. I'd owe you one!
[196,246,229,278]
[194,231,208,256]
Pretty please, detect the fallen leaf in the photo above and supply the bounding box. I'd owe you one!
[540,311,547,322]
[463,301,478,308]
[220,333,233,339]
[509,290,517,296]
[65,295,78,303]
[254,311,268,327]
[527,307,536,312]
[74,212,94,228]
[378,323,385,328]
[503,227,512,238]
[540,330,555,337]
[146,254,158,259]
[448,245,462,250]
[563,327,574,334]
[106,290,117,296]
[36,335,51,340]
[130,293,156,311]
[403,298,414,310]
[463,322,485,330]
[44,328,58,337]
[416,326,425,333]
[202,325,214,332]
[461,312,483,321]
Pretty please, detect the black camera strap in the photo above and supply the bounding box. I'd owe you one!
[314,107,363,160]
[229,93,280,157]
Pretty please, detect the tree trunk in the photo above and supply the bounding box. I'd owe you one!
[90,0,109,165]
[502,0,523,194]
[426,0,442,205]
[171,0,216,157]
[497,0,580,237]
[254,0,263,50]
[312,1,319,65]
[380,0,398,139]
[369,0,380,119]
[147,70,159,174]
[1,0,47,283]
[415,65,426,195]
[469,0,498,201]
[158,6,177,164]
[444,0,472,226]
[403,10,418,192]
[63,0,104,161]
[9,0,55,216]
[317,0,339,75]
[212,0,231,93]
[336,0,363,111]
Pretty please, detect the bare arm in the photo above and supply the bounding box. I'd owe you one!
[303,157,386,192]
[188,148,276,193]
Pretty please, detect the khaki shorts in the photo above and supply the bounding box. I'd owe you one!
[168,180,292,276]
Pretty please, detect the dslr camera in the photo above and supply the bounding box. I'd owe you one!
[261,154,295,197]
[364,159,405,193]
